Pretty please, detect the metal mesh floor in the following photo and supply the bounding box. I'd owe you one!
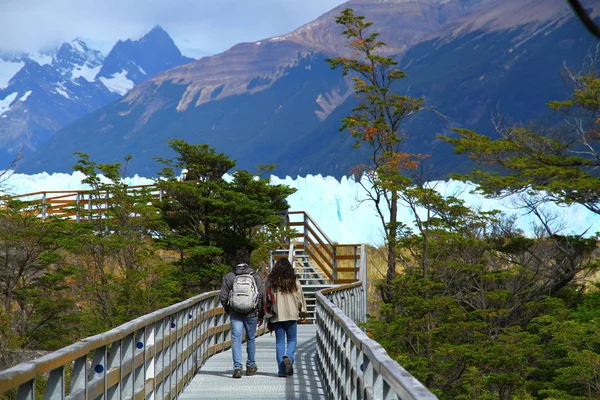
[179,325,326,399]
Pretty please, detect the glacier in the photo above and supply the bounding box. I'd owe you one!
[2,171,599,246]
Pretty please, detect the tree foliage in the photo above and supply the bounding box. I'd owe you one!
[155,139,295,292]
[439,47,600,216]
[327,8,425,299]
[367,203,600,399]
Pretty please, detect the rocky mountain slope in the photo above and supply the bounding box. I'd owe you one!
[19,0,599,178]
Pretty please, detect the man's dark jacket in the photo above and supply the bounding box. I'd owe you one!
[219,263,264,318]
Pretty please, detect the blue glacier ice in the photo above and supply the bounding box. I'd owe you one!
[2,171,599,246]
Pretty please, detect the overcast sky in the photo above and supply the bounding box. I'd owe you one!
[0,0,348,58]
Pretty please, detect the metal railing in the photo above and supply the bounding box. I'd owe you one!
[288,211,363,284]
[315,246,437,400]
[3,184,164,221]
[0,291,265,399]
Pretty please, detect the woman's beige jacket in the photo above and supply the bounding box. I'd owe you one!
[270,279,308,323]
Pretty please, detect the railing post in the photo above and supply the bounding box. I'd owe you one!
[303,212,308,250]
[90,345,107,399]
[354,246,358,280]
[70,355,88,397]
[360,245,368,323]
[333,245,338,282]
[16,379,34,400]
[45,366,64,399]
[76,193,80,223]
[41,193,47,219]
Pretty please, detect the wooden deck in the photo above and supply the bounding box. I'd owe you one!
[179,325,326,399]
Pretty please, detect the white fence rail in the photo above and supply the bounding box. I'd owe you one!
[0,291,263,399]
[316,245,437,400]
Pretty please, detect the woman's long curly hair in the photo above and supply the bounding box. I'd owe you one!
[268,258,297,294]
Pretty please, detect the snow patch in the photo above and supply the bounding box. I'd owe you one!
[70,39,86,54]
[99,70,134,95]
[29,52,53,66]
[0,92,18,115]
[71,65,101,82]
[19,90,32,102]
[0,59,24,89]
[55,87,71,99]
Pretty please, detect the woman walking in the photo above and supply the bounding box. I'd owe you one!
[264,258,308,377]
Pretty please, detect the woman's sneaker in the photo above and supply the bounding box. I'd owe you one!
[246,365,258,376]
[283,357,293,376]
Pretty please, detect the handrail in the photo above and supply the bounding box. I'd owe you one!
[316,247,437,399]
[288,211,361,284]
[6,183,159,200]
[0,290,266,399]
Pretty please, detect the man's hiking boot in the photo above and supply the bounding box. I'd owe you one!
[246,365,258,376]
[232,369,242,378]
[283,356,294,376]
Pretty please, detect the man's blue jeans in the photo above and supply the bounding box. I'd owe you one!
[273,320,297,376]
[230,314,258,370]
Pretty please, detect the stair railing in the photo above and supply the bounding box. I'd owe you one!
[316,244,437,399]
[288,211,363,284]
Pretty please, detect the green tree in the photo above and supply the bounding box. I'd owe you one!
[155,139,295,293]
[0,199,78,369]
[66,154,179,332]
[366,186,599,398]
[439,47,600,216]
[327,8,425,299]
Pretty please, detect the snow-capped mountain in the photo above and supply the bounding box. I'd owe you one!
[97,26,194,95]
[0,26,194,167]
[53,39,104,82]
[21,0,597,178]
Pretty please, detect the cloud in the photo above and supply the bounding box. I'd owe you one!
[0,0,348,57]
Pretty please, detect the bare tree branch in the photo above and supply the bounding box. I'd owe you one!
[566,0,600,40]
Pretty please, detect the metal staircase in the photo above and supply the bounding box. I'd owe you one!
[270,211,365,323]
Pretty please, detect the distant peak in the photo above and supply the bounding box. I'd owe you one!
[149,25,167,34]
[69,38,89,53]
[141,25,172,41]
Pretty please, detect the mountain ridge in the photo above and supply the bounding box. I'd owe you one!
[0,26,194,165]
[19,0,599,178]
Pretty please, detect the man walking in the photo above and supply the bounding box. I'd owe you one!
[219,251,264,378]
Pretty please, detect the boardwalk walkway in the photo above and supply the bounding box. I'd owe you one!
[179,325,327,399]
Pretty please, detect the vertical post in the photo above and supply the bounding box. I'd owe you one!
[332,245,338,282]
[41,193,47,219]
[360,244,368,323]
[45,366,64,399]
[88,196,92,222]
[76,193,80,223]
[354,245,358,280]
[70,356,88,398]
[90,346,107,399]
[134,330,146,396]
[16,379,35,400]
[107,340,121,400]
[121,334,134,398]
[303,212,308,250]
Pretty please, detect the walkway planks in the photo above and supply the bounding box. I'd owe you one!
[179,325,327,399]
